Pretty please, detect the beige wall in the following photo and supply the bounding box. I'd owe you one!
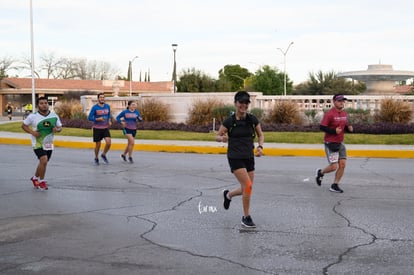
[82,92,261,123]
[81,93,414,123]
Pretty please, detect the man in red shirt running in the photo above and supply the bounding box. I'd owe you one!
[315,94,353,193]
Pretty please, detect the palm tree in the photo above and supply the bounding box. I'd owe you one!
[294,70,365,95]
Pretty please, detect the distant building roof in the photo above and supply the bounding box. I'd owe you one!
[337,64,414,82]
[337,64,414,95]
[0,78,173,94]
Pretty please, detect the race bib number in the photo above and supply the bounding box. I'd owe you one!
[42,134,54,150]
[42,142,54,150]
[328,152,339,163]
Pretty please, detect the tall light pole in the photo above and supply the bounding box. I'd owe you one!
[171,43,178,93]
[277,42,294,96]
[30,0,36,109]
[129,55,138,96]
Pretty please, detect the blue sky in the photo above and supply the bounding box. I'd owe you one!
[1,0,413,84]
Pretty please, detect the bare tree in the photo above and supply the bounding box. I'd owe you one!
[0,56,17,79]
[99,61,118,80]
[86,60,119,80]
[76,58,88,79]
[86,60,100,80]
[40,52,64,79]
[3,52,122,80]
[55,58,80,79]
[18,55,40,78]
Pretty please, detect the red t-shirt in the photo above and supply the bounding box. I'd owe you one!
[320,108,349,143]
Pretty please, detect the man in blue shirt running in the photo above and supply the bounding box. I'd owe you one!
[88,93,113,165]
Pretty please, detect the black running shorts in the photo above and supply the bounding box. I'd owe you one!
[93,128,111,142]
[228,157,255,173]
[34,148,52,161]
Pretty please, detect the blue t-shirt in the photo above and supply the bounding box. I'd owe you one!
[116,109,142,130]
[88,103,111,129]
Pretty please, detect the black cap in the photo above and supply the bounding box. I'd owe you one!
[333,94,348,101]
[234,91,251,103]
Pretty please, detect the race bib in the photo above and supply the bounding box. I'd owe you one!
[42,142,54,150]
[42,134,54,150]
[328,152,339,163]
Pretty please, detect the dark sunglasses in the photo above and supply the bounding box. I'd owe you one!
[238,100,250,104]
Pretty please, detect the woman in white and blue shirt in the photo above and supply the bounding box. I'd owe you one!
[116,101,143,163]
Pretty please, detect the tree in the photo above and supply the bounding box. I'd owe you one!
[251,65,286,95]
[127,61,131,81]
[54,58,79,79]
[177,68,217,93]
[215,78,233,93]
[218,64,252,92]
[177,68,217,92]
[293,70,365,95]
[0,56,17,80]
[40,52,63,79]
[2,52,120,80]
[19,55,40,78]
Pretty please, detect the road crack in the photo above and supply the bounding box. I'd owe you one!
[323,198,377,275]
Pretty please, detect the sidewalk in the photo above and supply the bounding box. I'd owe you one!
[1,130,414,158]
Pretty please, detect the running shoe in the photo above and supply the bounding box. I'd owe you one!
[94,158,99,165]
[30,176,39,189]
[315,169,323,186]
[329,183,343,193]
[241,215,256,228]
[128,157,134,164]
[223,189,231,210]
[121,154,127,162]
[101,154,109,164]
[38,181,48,190]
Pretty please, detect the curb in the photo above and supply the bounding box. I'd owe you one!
[1,137,414,158]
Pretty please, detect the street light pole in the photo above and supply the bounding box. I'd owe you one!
[129,55,138,96]
[277,42,294,96]
[172,44,178,93]
[29,0,36,109]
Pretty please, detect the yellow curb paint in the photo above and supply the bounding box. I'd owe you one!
[1,138,413,158]
[263,148,324,157]
[134,144,227,154]
[0,137,31,146]
[348,149,414,159]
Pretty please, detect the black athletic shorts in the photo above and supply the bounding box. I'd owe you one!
[123,128,137,137]
[228,157,255,173]
[34,148,52,161]
[93,128,111,142]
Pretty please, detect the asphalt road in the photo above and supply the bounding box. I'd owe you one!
[1,144,414,274]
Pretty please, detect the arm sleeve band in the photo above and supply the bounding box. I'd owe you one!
[320,125,336,135]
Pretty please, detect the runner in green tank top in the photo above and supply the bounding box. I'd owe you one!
[22,97,62,190]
